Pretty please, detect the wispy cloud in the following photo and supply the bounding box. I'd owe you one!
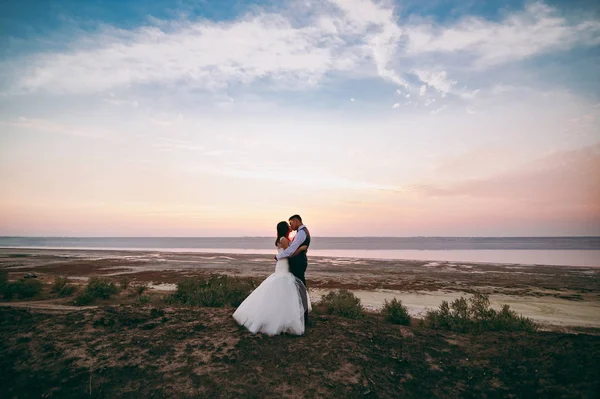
[5,0,597,99]
[152,137,205,152]
[412,143,600,207]
[404,2,600,68]
[0,117,113,139]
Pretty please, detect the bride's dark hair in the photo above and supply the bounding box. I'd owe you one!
[275,221,290,246]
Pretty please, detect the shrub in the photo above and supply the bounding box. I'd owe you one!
[423,293,538,332]
[73,278,119,306]
[119,277,130,290]
[150,308,165,318]
[57,285,76,297]
[134,284,148,296]
[0,271,7,290]
[138,295,151,304]
[381,298,411,325]
[73,292,95,306]
[86,278,119,299]
[2,279,43,300]
[317,289,364,319]
[169,275,255,307]
[51,277,75,297]
[51,276,68,293]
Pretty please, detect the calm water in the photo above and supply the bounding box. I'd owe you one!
[1,236,599,266]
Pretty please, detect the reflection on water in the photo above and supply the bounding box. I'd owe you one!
[2,246,598,267]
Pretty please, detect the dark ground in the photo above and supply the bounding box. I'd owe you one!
[1,304,599,399]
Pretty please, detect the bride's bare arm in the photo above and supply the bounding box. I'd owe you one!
[279,237,290,249]
[290,245,308,258]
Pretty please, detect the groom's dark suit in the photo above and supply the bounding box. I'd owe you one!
[288,226,311,326]
[289,226,311,287]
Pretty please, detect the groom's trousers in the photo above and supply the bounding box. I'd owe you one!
[290,259,309,326]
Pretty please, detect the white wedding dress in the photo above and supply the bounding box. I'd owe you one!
[233,248,311,336]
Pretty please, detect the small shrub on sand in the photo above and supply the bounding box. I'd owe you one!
[73,278,119,306]
[138,295,151,304]
[169,275,255,307]
[73,292,94,306]
[51,277,75,297]
[87,278,119,299]
[381,298,411,325]
[2,279,43,300]
[316,289,364,319]
[134,283,149,296]
[119,277,130,290]
[423,293,538,332]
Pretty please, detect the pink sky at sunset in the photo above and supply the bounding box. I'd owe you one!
[1,0,599,237]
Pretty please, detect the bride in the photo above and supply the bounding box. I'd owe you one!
[233,221,310,336]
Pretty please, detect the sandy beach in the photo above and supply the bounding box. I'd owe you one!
[1,248,598,330]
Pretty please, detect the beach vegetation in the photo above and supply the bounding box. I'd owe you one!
[0,271,7,292]
[168,275,256,307]
[119,277,130,290]
[73,278,119,306]
[381,298,411,325]
[51,277,76,297]
[134,283,149,296]
[423,293,538,332]
[1,278,43,300]
[315,289,364,319]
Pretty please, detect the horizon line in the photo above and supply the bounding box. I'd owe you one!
[1,235,599,239]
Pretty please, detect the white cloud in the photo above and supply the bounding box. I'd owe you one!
[414,69,456,95]
[104,97,139,107]
[9,13,353,94]
[430,105,448,115]
[404,2,600,68]
[2,0,599,101]
[392,103,400,108]
[152,137,205,152]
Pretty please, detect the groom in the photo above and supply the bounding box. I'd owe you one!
[276,214,311,323]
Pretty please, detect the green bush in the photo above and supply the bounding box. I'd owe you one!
[0,271,7,290]
[381,298,411,325]
[73,278,119,305]
[134,284,148,296]
[317,289,364,319]
[2,279,43,300]
[51,276,68,293]
[57,285,76,297]
[423,293,538,332]
[138,295,151,304]
[86,278,119,299]
[119,277,130,290]
[73,292,94,306]
[169,275,255,307]
[51,277,75,297]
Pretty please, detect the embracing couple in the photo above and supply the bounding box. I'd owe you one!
[233,215,311,336]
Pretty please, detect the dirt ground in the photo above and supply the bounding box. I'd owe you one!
[1,305,599,399]
[1,248,600,398]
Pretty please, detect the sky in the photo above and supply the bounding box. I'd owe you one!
[0,0,599,237]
